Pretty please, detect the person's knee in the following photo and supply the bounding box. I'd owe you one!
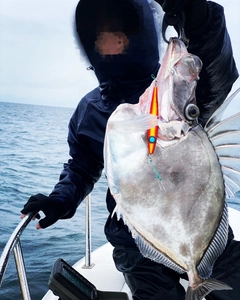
[113,245,143,272]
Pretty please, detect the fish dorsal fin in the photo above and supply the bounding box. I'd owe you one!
[204,88,240,132]
[204,88,240,198]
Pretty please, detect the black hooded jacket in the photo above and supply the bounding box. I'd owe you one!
[49,0,238,247]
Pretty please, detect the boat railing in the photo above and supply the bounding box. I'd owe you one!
[84,194,94,269]
[0,194,93,299]
[0,212,34,299]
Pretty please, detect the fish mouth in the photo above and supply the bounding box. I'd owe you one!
[167,37,187,64]
[157,38,202,125]
[139,37,202,142]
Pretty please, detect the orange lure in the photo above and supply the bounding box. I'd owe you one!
[147,83,159,155]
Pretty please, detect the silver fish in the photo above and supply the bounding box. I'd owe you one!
[104,38,240,300]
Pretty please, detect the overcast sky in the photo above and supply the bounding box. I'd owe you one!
[0,0,239,109]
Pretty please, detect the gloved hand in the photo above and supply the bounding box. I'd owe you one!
[21,193,66,229]
[155,0,208,30]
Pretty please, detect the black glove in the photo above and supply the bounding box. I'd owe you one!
[156,0,208,31]
[21,193,66,229]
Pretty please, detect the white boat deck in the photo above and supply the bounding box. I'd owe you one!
[43,207,240,300]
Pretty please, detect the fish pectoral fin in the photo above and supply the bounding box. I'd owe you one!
[109,114,158,133]
[186,278,232,300]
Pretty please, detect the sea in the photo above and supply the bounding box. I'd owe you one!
[0,101,109,300]
[0,101,240,300]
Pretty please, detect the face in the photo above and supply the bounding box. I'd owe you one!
[95,31,129,56]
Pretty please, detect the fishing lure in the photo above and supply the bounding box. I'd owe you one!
[147,79,159,155]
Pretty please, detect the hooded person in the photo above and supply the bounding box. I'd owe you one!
[21,0,161,245]
[21,0,240,299]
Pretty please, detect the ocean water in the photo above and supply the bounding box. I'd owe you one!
[0,102,109,299]
[0,101,240,300]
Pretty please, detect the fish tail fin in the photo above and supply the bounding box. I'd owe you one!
[186,279,232,300]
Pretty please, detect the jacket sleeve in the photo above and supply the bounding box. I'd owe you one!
[186,1,239,126]
[49,97,104,219]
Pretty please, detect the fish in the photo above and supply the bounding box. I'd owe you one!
[104,37,240,299]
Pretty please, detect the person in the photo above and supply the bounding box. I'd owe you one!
[21,0,240,299]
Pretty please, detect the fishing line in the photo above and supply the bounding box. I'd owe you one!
[148,153,166,193]
[148,155,162,181]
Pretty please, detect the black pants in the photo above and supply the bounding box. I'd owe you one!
[113,239,240,300]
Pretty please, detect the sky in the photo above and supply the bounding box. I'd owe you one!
[0,0,240,109]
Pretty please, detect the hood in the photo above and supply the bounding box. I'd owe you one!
[75,0,160,101]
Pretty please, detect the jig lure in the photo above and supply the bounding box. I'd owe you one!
[147,81,159,155]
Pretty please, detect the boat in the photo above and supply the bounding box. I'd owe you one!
[0,194,239,300]
[42,206,240,300]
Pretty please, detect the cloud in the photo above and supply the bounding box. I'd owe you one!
[0,0,97,108]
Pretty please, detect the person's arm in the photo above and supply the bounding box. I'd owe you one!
[156,0,239,125]
[186,1,239,125]
[49,109,104,217]
[21,96,104,229]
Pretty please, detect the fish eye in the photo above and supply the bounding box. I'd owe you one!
[185,104,200,121]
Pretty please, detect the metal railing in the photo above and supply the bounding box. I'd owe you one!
[0,195,93,299]
[0,213,35,299]
[83,194,94,269]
